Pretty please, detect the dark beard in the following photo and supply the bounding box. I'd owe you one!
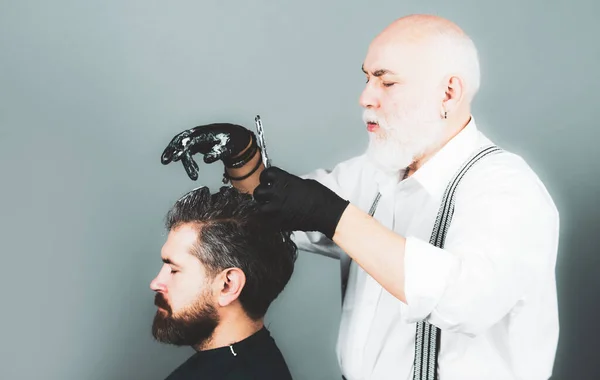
[152,292,219,347]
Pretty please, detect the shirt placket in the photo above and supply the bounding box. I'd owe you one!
[359,187,397,378]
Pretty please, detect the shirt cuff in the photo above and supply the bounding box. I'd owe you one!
[400,236,460,323]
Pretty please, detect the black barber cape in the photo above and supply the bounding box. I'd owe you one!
[164,327,293,380]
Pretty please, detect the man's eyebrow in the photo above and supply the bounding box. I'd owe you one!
[361,64,395,77]
[162,257,180,267]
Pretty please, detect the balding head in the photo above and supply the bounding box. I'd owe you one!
[364,14,480,104]
[360,14,481,174]
[376,14,467,45]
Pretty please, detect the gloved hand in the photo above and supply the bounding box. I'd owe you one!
[160,123,253,180]
[253,167,350,239]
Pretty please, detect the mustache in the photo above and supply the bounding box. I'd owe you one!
[362,110,390,131]
[362,109,378,123]
[154,293,171,312]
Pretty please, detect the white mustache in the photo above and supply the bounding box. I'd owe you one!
[362,109,393,131]
[362,109,378,124]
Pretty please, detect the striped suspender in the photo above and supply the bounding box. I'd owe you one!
[363,145,502,380]
[413,145,502,380]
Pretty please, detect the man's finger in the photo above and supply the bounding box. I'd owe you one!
[188,133,220,156]
[203,151,222,164]
[161,145,175,164]
[259,166,286,184]
[253,184,275,203]
[257,201,281,215]
[181,151,199,181]
[174,143,193,162]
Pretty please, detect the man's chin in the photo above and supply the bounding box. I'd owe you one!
[151,309,219,347]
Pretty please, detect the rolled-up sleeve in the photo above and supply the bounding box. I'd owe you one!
[401,237,461,322]
[400,157,559,337]
[292,230,344,259]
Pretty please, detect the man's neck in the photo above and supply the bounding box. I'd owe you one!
[406,113,472,176]
[194,315,264,352]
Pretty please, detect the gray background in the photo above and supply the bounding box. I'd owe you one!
[0,0,597,379]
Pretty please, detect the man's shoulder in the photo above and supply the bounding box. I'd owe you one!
[458,145,558,215]
[469,123,551,192]
[224,328,293,380]
[223,363,292,380]
[222,352,293,380]
[162,352,204,380]
[465,146,546,188]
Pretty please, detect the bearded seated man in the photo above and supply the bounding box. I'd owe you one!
[150,186,296,380]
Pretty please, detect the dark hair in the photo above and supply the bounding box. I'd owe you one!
[165,186,298,320]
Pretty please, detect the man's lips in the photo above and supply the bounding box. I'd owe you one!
[367,122,379,132]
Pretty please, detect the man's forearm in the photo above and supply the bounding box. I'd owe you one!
[333,203,408,303]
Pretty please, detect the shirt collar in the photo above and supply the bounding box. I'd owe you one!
[192,326,270,358]
[409,116,483,199]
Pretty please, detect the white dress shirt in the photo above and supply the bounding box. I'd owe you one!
[293,117,560,380]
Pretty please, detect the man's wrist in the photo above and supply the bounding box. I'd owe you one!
[223,132,257,168]
[321,198,350,239]
[224,147,264,185]
[331,203,362,241]
[224,151,263,182]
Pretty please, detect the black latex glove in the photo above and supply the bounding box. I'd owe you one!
[160,123,252,180]
[253,167,350,239]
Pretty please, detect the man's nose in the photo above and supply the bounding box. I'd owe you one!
[150,277,164,292]
[359,83,380,109]
[150,266,169,291]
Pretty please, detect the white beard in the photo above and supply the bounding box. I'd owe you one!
[363,101,446,175]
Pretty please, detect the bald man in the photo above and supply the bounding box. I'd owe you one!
[161,14,559,380]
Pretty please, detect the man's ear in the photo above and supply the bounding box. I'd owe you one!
[441,75,465,117]
[214,267,246,307]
